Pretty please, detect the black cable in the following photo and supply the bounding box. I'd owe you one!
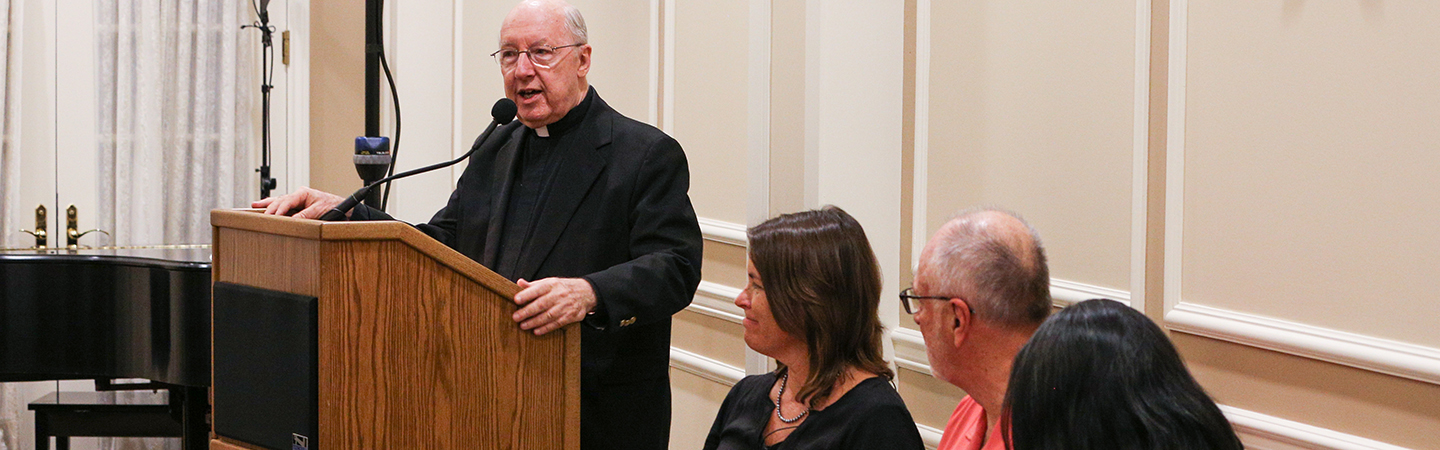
[375,0,403,211]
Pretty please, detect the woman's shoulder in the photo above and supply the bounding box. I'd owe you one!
[836,376,907,407]
[721,372,779,404]
[819,375,918,422]
[734,372,778,390]
[813,376,924,448]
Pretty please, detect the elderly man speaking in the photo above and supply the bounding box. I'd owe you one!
[255,1,703,448]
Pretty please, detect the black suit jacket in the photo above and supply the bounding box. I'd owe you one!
[353,88,702,449]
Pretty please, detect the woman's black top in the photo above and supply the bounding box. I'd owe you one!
[702,372,925,450]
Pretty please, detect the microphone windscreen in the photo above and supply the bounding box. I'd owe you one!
[492,98,518,124]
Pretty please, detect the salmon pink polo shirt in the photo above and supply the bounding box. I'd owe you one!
[935,396,1007,450]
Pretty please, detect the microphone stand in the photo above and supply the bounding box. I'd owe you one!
[244,9,278,199]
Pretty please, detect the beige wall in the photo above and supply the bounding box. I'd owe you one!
[673,0,750,225]
[1179,0,1440,347]
[1162,0,1440,446]
[923,0,1136,294]
[305,0,1440,448]
[309,0,366,196]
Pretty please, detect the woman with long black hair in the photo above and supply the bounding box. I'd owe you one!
[1003,299,1243,450]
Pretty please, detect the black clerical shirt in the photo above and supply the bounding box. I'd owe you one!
[492,92,595,280]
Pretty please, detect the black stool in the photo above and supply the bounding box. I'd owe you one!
[28,390,182,450]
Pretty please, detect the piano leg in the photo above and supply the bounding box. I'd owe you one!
[35,419,46,450]
[178,386,210,450]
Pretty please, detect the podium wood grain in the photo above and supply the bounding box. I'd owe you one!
[211,209,581,450]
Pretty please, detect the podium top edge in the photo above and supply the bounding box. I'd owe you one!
[210,209,519,297]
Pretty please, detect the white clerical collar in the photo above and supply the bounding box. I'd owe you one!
[534,125,550,137]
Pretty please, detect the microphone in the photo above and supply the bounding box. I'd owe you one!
[258,0,271,24]
[353,136,392,208]
[318,98,517,222]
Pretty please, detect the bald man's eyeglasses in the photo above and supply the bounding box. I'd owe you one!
[492,43,584,70]
[899,288,954,315]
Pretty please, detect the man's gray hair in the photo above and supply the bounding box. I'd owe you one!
[498,2,588,46]
[563,5,588,44]
[924,207,1051,327]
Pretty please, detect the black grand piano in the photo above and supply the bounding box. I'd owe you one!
[0,246,210,449]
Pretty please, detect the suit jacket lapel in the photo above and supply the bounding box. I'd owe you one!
[515,100,613,280]
[480,126,526,269]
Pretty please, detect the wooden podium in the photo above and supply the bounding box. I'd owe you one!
[209,209,580,450]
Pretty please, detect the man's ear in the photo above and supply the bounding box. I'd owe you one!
[950,298,972,349]
[575,45,592,78]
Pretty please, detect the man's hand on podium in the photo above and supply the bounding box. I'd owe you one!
[513,277,598,335]
[253,187,346,220]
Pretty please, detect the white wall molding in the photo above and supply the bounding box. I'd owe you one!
[1162,0,1188,314]
[1128,0,1151,310]
[690,281,744,324]
[1220,405,1407,450]
[892,327,931,376]
[746,0,770,228]
[699,217,747,247]
[917,423,942,449]
[285,0,310,190]
[909,0,931,269]
[659,0,675,133]
[894,328,945,449]
[1050,278,1131,308]
[745,0,773,378]
[670,346,745,386]
[1167,302,1440,386]
[647,0,661,125]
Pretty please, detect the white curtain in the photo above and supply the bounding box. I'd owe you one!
[0,0,21,446]
[94,0,254,448]
[96,0,254,246]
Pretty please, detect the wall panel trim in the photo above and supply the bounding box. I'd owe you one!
[671,346,745,386]
[1168,302,1440,386]
[660,0,676,132]
[1162,0,1188,314]
[691,281,744,324]
[699,217,748,247]
[917,423,942,449]
[287,0,311,189]
[893,328,931,375]
[1221,405,1407,450]
[909,0,931,269]
[1128,0,1151,310]
[1051,279,1131,308]
[648,0,661,125]
[1157,0,1439,389]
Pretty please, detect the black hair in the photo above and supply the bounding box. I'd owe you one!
[1003,299,1243,450]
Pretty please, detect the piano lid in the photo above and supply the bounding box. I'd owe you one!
[0,245,210,270]
[1,244,211,386]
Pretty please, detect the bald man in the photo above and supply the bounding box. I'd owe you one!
[256,2,702,448]
[905,209,1051,450]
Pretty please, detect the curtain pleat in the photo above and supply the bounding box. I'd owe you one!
[98,0,254,247]
[94,0,255,447]
[0,0,19,445]
[0,0,253,445]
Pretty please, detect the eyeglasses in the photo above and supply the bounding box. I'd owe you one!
[491,43,584,70]
[899,287,956,315]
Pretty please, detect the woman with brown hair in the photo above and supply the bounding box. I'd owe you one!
[703,206,923,450]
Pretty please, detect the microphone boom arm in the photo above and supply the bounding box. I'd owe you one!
[318,119,504,222]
